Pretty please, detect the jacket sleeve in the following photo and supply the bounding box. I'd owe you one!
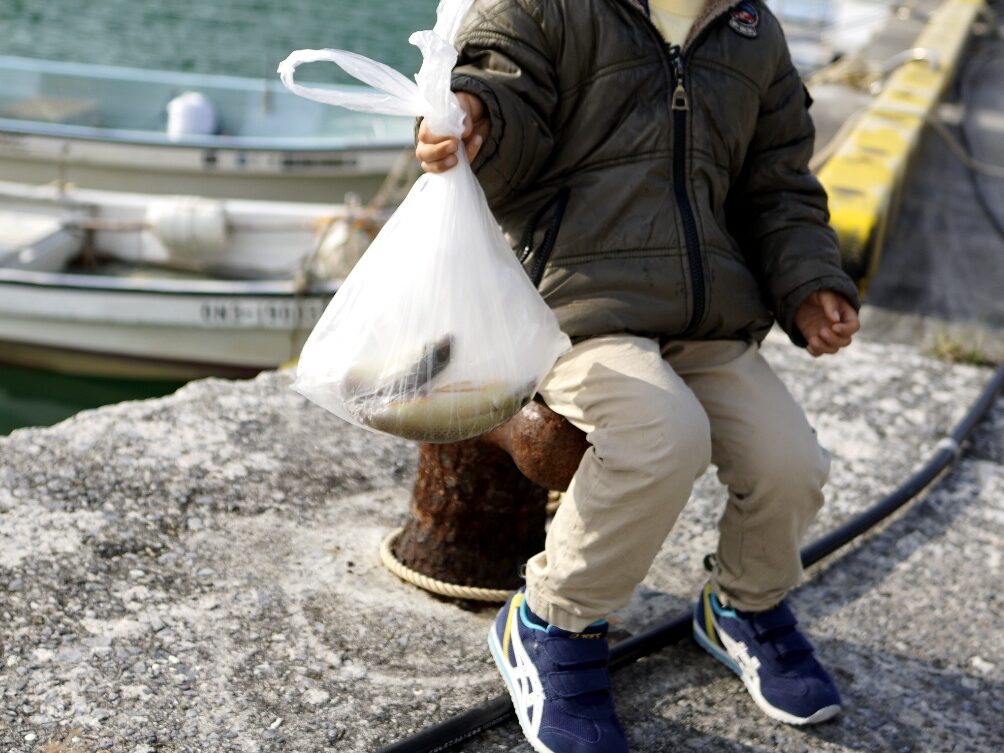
[729,45,860,347]
[449,0,559,205]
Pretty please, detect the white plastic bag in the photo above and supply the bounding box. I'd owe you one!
[279,0,571,443]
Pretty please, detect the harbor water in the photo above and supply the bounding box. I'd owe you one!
[0,365,184,436]
[0,0,888,434]
[0,0,437,82]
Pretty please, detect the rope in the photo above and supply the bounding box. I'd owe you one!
[809,106,867,173]
[809,82,1004,178]
[810,98,1004,177]
[926,113,1004,178]
[379,528,514,602]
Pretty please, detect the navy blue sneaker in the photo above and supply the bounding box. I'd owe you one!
[488,589,629,753]
[693,582,841,725]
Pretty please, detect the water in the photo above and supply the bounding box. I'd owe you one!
[0,365,184,436]
[0,0,438,81]
[0,0,886,434]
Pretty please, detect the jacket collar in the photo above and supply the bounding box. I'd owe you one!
[683,0,739,49]
[623,0,742,50]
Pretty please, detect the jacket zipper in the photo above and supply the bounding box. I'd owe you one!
[623,0,712,334]
[668,44,705,334]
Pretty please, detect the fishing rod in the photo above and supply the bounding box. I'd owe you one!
[376,362,1004,753]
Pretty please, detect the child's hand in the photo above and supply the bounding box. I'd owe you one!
[794,290,860,357]
[415,92,489,173]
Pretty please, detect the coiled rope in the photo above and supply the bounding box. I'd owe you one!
[379,528,513,602]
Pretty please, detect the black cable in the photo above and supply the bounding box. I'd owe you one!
[376,363,1004,753]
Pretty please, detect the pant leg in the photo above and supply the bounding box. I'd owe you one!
[525,335,712,631]
[664,340,831,612]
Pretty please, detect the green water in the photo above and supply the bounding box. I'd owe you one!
[0,365,185,436]
[0,0,438,79]
[0,0,437,435]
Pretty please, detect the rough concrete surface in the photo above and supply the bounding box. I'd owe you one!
[1,331,1002,753]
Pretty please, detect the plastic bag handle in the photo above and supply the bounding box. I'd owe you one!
[277,48,427,118]
[434,0,475,45]
[278,0,475,136]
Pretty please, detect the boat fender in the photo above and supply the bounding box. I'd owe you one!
[166,91,217,141]
[146,196,229,259]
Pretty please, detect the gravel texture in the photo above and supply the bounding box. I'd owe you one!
[1,331,1001,753]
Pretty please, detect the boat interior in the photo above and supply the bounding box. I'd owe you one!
[0,206,337,294]
[0,55,413,148]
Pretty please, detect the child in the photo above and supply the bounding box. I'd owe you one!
[416,1,861,751]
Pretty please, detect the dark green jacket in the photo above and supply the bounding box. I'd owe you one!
[451,0,860,345]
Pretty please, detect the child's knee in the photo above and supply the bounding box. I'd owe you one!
[591,388,711,481]
[739,433,830,502]
[638,392,711,481]
[671,399,713,479]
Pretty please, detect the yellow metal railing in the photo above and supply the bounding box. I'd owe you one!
[816,0,985,291]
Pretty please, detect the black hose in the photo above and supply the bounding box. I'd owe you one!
[376,363,1004,753]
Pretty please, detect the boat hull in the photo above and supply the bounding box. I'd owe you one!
[0,55,416,203]
[0,133,403,203]
[0,271,333,380]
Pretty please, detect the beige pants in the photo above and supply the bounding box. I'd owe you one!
[525,336,830,631]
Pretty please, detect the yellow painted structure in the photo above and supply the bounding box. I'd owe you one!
[816,0,985,290]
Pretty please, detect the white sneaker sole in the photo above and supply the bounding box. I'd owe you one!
[693,616,841,726]
[487,626,558,753]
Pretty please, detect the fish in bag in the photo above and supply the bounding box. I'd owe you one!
[278,0,571,443]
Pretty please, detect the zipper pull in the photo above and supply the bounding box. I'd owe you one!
[672,81,688,111]
[670,50,688,111]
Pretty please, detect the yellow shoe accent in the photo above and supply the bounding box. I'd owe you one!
[502,592,524,659]
[703,582,722,649]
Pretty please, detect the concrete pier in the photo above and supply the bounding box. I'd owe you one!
[1,332,1001,753]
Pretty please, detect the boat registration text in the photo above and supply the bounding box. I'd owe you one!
[199,299,326,329]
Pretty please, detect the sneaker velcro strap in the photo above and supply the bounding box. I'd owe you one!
[542,636,609,666]
[765,630,814,659]
[548,668,612,699]
[748,602,798,637]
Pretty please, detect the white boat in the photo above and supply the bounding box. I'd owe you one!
[0,180,385,379]
[0,55,416,203]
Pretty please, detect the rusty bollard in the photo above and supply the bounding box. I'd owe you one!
[388,400,589,596]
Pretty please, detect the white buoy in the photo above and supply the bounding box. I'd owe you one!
[166,91,217,141]
[146,196,229,262]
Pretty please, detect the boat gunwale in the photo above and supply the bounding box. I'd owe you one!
[0,117,413,152]
[0,54,356,94]
[0,267,340,297]
[0,337,274,379]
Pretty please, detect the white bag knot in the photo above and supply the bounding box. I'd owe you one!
[277,0,473,138]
